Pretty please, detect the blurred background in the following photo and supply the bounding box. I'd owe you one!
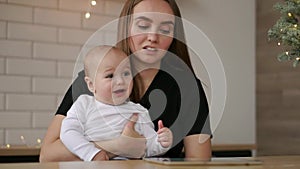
[0,0,299,162]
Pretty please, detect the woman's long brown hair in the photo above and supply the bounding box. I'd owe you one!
[117,0,194,102]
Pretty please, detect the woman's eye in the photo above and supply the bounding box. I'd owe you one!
[136,20,151,30]
[138,25,149,30]
[105,74,113,78]
[159,25,172,35]
[159,29,171,34]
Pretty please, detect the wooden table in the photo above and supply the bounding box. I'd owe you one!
[0,156,299,169]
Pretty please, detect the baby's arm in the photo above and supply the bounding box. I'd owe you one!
[137,114,173,157]
[60,103,101,161]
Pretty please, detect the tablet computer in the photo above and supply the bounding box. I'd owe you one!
[143,157,262,166]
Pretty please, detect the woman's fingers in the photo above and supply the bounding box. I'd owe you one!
[122,113,143,138]
[125,113,138,129]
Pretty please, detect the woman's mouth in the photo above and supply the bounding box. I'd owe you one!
[142,46,159,55]
[144,46,157,51]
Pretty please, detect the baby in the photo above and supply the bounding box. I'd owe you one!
[60,45,173,161]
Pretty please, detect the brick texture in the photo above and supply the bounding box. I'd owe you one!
[6,58,56,76]
[0,4,33,23]
[0,40,31,58]
[0,21,6,38]
[34,8,81,28]
[0,58,4,74]
[0,0,124,145]
[8,23,57,42]
[8,0,58,8]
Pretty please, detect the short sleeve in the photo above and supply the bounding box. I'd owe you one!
[55,70,92,116]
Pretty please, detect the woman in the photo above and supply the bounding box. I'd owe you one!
[39,0,211,162]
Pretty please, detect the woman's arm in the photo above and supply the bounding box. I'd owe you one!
[39,115,80,162]
[183,134,211,160]
[94,114,147,158]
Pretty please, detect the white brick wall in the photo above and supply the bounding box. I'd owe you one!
[0,40,31,58]
[0,76,31,93]
[8,23,57,42]
[0,94,4,110]
[59,28,94,45]
[57,61,75,78]
[7,58,56,76]
[0,21,6,38]
[34,8,81,28]
[0,130,4,145]
[32,111,53,128]
[0,58,4,74]
[0,4,33,23]
[0,0,125,146]
[8,0,58,8]
[0,112,31,128]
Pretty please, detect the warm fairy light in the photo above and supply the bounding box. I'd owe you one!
[37,138,42,144]
[20,135,27,145]
[91,0,97,6]
[288,12,292,17]
[85,12,91,19]
[286,51,289,55]
[6,144,10,148]
[277,42,281,46]
[297,57,300,61]
[294,24,298,28]
[280,28,283,32]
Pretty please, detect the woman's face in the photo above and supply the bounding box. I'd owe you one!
[129,0,175,67]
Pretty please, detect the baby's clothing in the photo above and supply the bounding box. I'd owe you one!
[60,95,169,161]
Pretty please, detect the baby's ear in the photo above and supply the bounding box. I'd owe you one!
[84,76,95,93]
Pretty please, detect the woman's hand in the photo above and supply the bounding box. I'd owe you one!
[94,114,146,158]
[157,120,173,148]
[92,150,109,161]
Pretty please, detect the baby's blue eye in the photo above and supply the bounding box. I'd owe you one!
[123,71,131,76]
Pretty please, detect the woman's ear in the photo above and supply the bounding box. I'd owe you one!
[84,76,95,93]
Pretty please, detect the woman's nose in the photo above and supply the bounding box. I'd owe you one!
[147,33,158,43]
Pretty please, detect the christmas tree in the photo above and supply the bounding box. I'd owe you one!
[268,0,300,67]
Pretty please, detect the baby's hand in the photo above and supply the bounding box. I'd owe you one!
[157,120,173,148]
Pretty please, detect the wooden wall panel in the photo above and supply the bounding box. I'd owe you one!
[256,0,300,155]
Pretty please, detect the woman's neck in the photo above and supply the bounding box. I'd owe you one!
[138,68,159,96]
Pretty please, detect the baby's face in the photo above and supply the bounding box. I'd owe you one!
[93,49,132,105]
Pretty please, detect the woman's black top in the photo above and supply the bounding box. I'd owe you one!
[56,61,211,158]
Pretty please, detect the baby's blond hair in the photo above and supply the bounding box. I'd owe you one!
[84,45,118,80]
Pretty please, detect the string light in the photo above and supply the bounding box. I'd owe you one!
[294,24,298,28]
[91,0,97,6]
[297,57,300,61]
[85,0,97,19]
[85,12,91,19]
[286,51,289,55]
[20,135,27,145]
[6,144,10,148]
[277,42,281,46]
[288,12,292,17]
